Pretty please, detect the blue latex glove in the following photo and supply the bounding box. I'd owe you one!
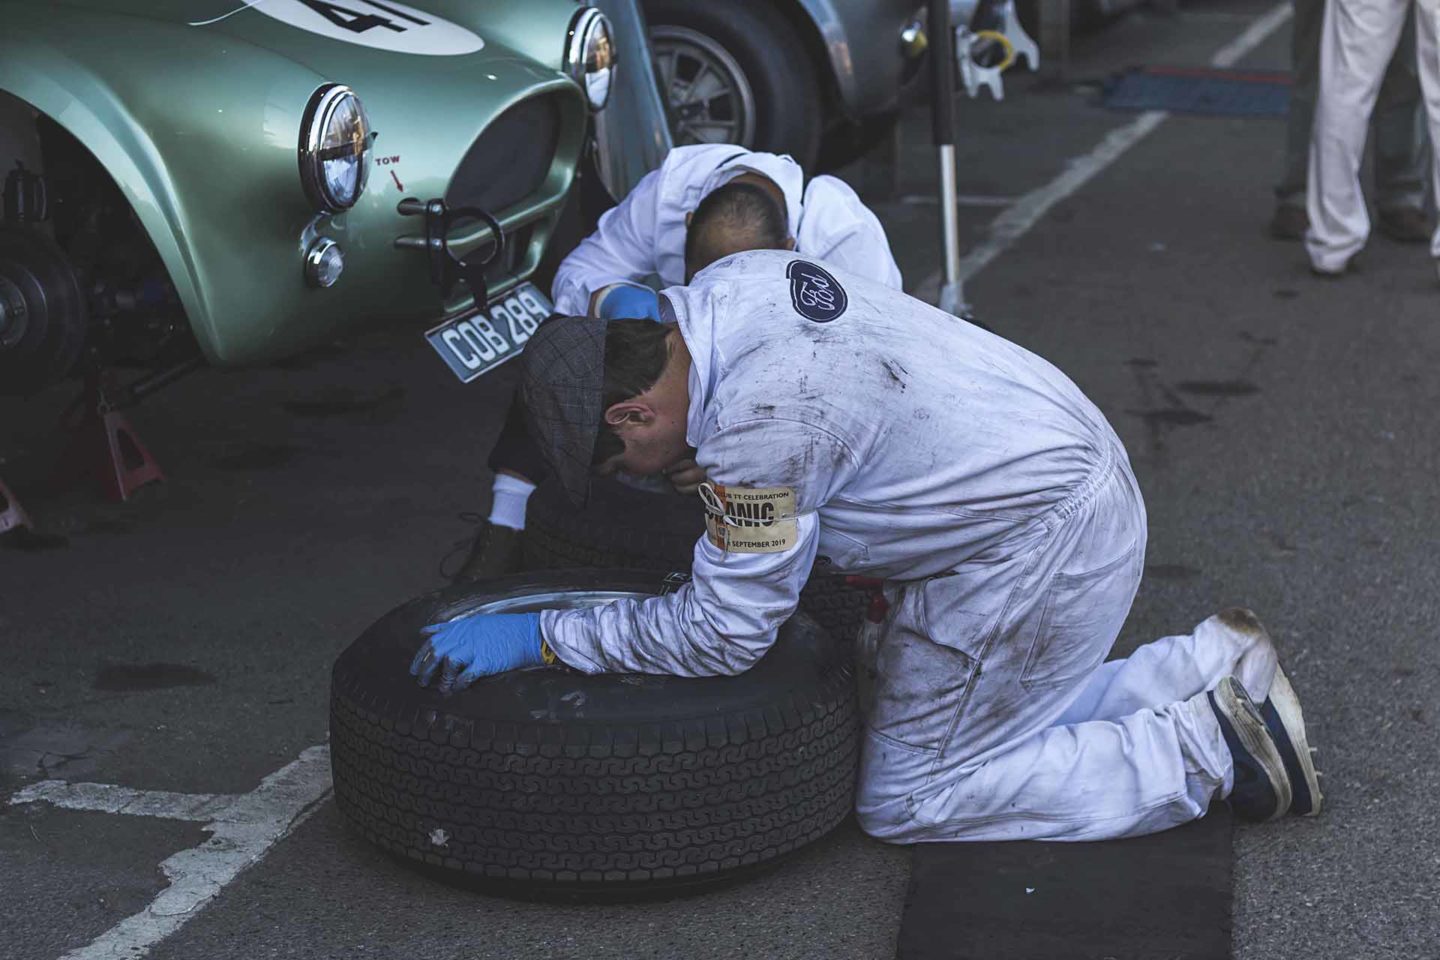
[409,612,547,693]
[595,283,661,322]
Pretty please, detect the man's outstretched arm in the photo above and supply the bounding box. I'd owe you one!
[552,166,666,316]
[542,418,858,676]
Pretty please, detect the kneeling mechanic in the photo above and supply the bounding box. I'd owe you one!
[413,250,1322,842]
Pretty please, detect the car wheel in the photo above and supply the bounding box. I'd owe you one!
[329,569,859,899]
[521,477,873,644]
[0,226,87,396]
[647,0,823,169]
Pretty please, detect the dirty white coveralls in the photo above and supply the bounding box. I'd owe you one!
[1306,0,1440,270]
[550,144,902,316]
[542,251,1274,842]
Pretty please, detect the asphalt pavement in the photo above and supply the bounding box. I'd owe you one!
[3,1,1438,957]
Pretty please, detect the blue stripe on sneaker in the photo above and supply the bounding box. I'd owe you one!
[1209,686,1281,822]
[1260,698,1314,816]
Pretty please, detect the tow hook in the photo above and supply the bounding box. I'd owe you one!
[395,198,504,310]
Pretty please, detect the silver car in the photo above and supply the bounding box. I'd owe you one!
[644,0,930,168]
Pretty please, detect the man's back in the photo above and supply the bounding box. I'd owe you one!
[667,251,1123,579]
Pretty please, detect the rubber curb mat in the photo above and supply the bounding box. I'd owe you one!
[896,807,1234,960]
[1102,67,1291,116]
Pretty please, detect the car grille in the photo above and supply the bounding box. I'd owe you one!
[445,94,561,216]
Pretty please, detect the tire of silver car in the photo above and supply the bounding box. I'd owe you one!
[647,0,823,169]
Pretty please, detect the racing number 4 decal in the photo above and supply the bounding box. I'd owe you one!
[248,0,486,56]
[297,0,429,34]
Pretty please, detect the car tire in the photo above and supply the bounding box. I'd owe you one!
[521,476,873,644]
[329,569,859,899]
[646,0,823,169]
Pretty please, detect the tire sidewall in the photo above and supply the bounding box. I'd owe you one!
[328,570,860,898]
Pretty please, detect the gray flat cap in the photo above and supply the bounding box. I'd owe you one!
[518,314,607,506]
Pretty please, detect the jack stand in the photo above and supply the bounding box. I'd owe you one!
[0,474,32,533]
[55,368,165,503]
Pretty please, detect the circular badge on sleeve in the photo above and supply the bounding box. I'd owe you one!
[786,260,847,323]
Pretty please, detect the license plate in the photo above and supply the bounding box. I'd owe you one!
[424,282,553,383]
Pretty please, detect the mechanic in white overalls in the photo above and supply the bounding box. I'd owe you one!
[415,251,1322,841]
[457,145,902,580]
[1306,0,1440,276]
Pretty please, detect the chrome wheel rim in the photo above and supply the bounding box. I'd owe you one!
[448,589,655,619]
[650,25,756,148]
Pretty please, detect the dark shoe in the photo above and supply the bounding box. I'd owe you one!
[1209,676,1293,822]
[1269,205,1309,241]
[1258,666,1323,816]
[451,520,523,582]
[1377,206,1431,243]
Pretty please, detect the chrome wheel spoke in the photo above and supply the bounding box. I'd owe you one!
[649,25,757,147]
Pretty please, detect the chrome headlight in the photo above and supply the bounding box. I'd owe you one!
[565,8,615,110]
[298,84,372,214]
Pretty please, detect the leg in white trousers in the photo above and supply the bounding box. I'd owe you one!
[1307,0,1440,271]
[1415,0,1440,258]
[1055,609,1278,726]
[856,462,1269,843]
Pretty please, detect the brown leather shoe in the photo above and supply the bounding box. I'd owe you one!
[1377,206,1431,243]
[452,520,523,582]
[1269,205,1308,241]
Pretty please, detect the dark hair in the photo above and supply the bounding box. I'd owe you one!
[684,180,788,278]
[591,319,673,465]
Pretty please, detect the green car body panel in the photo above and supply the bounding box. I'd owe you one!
[0,0,590,366]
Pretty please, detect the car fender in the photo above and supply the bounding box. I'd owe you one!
[0,47,215,349]
[791,0,916,119]
[793,0,858,108]
[0,5,587,367]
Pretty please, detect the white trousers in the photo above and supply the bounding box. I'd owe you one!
[855,454,1277,843]
[1307,0,1440,270]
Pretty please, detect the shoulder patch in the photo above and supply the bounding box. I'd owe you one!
[787,260,847,323]
[699,483,799,554]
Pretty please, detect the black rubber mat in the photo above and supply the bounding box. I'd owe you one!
[896,807,1234,960]
[1102,66,1290,116]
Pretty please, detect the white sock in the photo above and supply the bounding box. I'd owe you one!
[487,474,537,530]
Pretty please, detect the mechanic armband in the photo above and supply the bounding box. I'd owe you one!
[698,482,799,554]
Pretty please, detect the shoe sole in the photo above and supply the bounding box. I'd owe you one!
[1215,677,1293,822]
[1264,666,1323,816]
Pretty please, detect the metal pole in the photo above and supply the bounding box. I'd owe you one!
[1038,0,1070,85]
[928,0,967,317]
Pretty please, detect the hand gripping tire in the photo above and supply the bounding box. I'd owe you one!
[521,476,873,643]
[329,570,859,899]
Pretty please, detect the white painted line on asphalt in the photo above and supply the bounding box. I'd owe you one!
[900,193,1021,208]
[918,0,1293,297]
[11,745,333,960]
[1212,2,1295,69]
[949,110,1170,284]
[9,781,239,822]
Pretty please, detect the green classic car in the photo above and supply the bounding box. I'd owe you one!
[0,0,618,395]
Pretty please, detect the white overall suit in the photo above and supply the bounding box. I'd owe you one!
[1306,0,1440,270]
[542,251,1274,842]
[551,144,902,316]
